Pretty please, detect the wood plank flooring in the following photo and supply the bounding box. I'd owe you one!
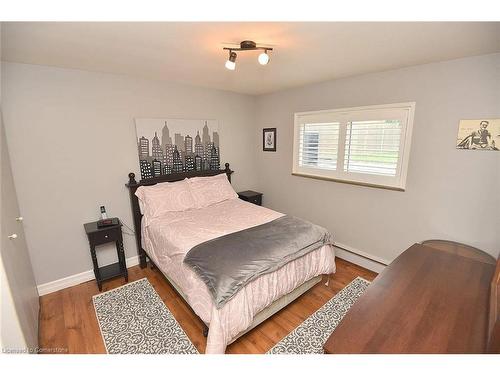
[38,258,377,354]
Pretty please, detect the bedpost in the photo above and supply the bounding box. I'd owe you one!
[224,163,233,182]
[126,172,147,268]
[128,172,137,185]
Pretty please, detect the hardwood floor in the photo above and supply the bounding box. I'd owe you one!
[38,258,377,354]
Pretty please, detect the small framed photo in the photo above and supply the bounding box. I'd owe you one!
[263,128,277,152]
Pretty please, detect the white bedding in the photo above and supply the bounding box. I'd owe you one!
[141,198,336,353]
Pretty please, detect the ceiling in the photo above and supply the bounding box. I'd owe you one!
[2,22,499,95]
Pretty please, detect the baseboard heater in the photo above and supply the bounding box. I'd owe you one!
[334,243,389,266]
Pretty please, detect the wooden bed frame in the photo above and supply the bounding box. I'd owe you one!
[125,163,322,342]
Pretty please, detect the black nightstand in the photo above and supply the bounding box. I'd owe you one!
[238,190,263,206]
[84,218,128,291]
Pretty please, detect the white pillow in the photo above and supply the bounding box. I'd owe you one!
[135,179,196,218]
[187,173,238,208]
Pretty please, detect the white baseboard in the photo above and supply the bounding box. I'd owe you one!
[334,242,389,274]
[37,242,389,296]
[37,255,139,296]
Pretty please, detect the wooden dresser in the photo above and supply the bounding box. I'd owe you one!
[324,241,499,353]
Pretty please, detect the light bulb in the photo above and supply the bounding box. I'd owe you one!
[225,60,236,70]
[225,51,237,70]
[258,51,270,65]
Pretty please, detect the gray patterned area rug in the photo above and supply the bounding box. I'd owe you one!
[93,278,198,354]
[267,277,370,354]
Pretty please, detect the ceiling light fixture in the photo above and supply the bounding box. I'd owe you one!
[223,40,273,70]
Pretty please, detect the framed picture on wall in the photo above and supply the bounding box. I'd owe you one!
[263,128,277,152]
[456,118,499,151]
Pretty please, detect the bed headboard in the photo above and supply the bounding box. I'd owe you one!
[125,163,233,268]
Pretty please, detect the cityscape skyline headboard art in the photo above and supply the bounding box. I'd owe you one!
[135,118,221,180]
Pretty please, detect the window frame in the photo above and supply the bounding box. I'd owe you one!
[292,102,416,191]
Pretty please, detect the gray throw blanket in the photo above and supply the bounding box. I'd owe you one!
[183,215,332,308]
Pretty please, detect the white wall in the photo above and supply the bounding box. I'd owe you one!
[255,54,500,262]
[2,54,499,286]
[1,63,258,285]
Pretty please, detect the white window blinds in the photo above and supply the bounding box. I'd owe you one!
[344,120,402,176]
[298,122,340,170]
[293,103,415,190]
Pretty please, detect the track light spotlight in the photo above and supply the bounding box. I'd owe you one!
[258,51,270,65]
[225,51,237,70]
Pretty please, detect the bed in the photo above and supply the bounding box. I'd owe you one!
[125,164,336,353]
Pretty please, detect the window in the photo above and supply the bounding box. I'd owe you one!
[293,102,415,190]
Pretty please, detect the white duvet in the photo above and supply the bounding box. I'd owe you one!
[141,198,336,353]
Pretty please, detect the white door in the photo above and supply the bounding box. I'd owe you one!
[0,112,39,352]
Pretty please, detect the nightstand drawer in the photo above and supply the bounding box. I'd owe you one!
[88,228,120,246]
[245,195,262,206]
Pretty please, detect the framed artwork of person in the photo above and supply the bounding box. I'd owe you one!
[457,119,500,151]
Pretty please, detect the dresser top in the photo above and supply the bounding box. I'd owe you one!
[324,243,496,353]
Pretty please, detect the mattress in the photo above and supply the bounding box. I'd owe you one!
[141,198,336,353]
